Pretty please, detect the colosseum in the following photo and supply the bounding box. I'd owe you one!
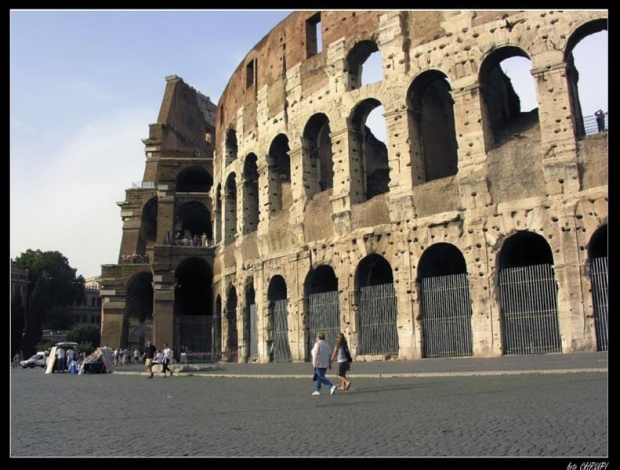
[99,10,608,364]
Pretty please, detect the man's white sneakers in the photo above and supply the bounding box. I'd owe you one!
[330,385,337,395]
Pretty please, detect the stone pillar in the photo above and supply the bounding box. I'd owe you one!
[152,272,175,350]
[452,84,493,210]
[531,55,580,196]
[100,292,127,349]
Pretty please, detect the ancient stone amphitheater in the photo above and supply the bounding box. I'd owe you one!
[100,10,608,364]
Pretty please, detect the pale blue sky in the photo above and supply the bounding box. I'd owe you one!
[10,10,607,279]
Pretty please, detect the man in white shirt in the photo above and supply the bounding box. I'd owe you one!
[310,332,337,396]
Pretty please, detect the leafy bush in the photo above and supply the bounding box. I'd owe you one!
[66,324,100,348]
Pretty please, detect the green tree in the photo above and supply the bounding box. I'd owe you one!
[11,290,25,357]
[66,324,101,348]
[13,250,85,357]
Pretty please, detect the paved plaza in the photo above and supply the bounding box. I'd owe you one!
[10,353,608,458]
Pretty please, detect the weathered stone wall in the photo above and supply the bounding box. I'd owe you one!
[210,10,607,362]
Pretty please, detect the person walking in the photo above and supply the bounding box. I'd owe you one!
[330,333,352,391]
[133,348,140,364]
[311,332,337,396]
[161,343,174,377]
[141,339,157,379]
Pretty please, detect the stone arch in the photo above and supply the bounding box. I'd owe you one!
[224,173,237,244]
[225,128,238,166]
[407,70,458,185]
[417,243,473,358]
[175,200,212,241]
[138,197,158,257]
[479,46,539,148]
[497,231,561,355]
[302,113,333,198]
[345,39,382,90]
[225,284,238,360]
[215,183,222,243]
[267,275,291,362]
[354,254,398,356]
[565,19,608,137]
[349,98,390,203]
[176,165,213,193]
[242,153,259,235]
[244,278,258,360]
[174,257,214,356]
[305,265,340,359]
[587,223,608,351]
[124,271,154,351]
[268,134,292,215]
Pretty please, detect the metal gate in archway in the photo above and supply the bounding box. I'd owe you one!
[175,315,215,362]
[590,257,608,351]
[273,299,291,362]
[420,273,473,358]
[128,323,152,354]
[357,283,399,356]
[307,291,340,358]
[498,264,562,355]
[249,303,259,357]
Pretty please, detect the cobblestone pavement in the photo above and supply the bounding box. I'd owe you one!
[10,356,607,458]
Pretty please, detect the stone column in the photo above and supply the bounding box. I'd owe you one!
[100,292,127,349]
[531,54,580,196]
[152,271,175,350]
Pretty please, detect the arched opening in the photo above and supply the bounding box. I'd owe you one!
[417,244,473,358]
[174,201,212,242]
[479,46,540,148]
[244,280,258,360]
[176,165,213,193]
[349,99,390,203]
[225,285,238,361]
[174,257,214,357]
[587,224,608,351]
[138,198,157,257]
[565,20,608,136]
[214,295,222,354]
[267,275,291,362]
[305,265,340,359]
[268,134,292,215]
[225,128,238,166]
[242,154,259,235]
[302,113,334,198]
[224,173,237,244]
[125,272,153,352]
[498,231,561,355]
[407,71,459,184]
[354,254,398,356]
[215,184,222,243]
[345,40,383,90]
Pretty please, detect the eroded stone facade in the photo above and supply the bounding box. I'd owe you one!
[100,11,608,362]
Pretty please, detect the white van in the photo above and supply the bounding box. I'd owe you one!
[19,351,48,368]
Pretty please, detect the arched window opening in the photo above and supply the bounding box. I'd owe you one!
[407,71,458,184]
[244,281,258,359]
[350,99,390,203]
[354,254,398,355]
[497,231,561,355]
[215,184,222,243]
[565,21,608,136]
[174,201,212,242]
[267,275,291,362]
[173,257,214,359]
[417,244,473,358]
[224,173,237,244]
[479,47,539,148]
[139,198,158,257]
[225,285,238,360]
[176,165,213,193]
[125,272,153,351]
[587,224,608,351]
[225,129,238,166]
[345,40,383,90]
[214,295,222,353]
[242,154,260,235]
[268,134,291,215]
[305,265,340,359]
[302,113,333,198]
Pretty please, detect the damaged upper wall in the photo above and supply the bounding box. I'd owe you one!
[151,75,216,155]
